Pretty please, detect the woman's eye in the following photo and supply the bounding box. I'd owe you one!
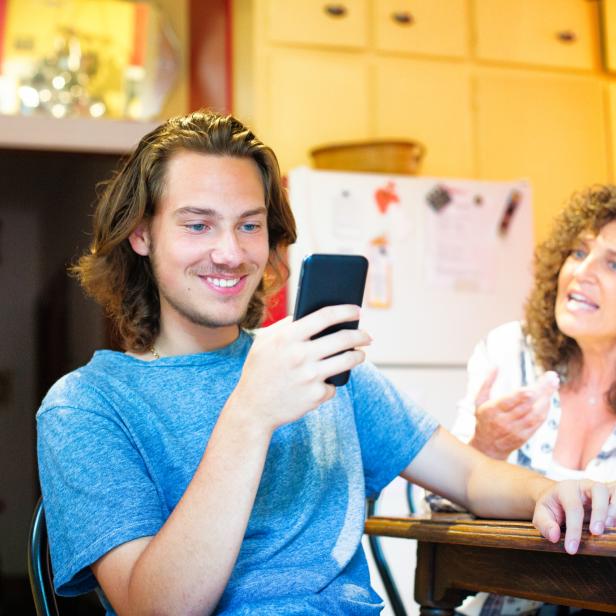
[571,248,586,260]
[608,260,616,271]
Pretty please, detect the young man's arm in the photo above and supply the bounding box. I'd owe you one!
[402,427,616,554]
[91,305,370,616]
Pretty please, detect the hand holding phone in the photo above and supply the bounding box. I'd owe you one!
[293,254,368,386]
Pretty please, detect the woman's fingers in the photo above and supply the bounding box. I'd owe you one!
[475,367,499,407]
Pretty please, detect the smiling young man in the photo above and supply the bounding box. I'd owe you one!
[37,111,616,616]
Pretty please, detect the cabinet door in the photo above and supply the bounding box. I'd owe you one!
[474,0,599,70]
[264,0,368,49]
[602,0,616,72]
[373,0,468,58]
[254,48,370,173]
[373,57,473,177]
[475,68,608,241]
[608,82,616,180]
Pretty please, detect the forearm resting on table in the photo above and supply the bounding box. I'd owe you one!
[465,453,553,519]
[403,427,552,520]
[93,402,273,616]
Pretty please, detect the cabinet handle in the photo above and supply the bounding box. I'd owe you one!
[391,11,414,25]
[323,4,347,18]
[556,30,577,43]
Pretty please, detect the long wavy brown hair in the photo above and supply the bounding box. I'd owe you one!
[72,109,297,351]
[524,184,616,410]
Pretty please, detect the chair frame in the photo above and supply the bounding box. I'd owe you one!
[27,497,60,616]
[366,496,408,616]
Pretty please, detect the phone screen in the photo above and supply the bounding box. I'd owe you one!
[293,254,368,386]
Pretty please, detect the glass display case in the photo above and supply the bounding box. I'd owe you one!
[0,0,181,121]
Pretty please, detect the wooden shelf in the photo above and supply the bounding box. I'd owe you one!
[0,114,158,154]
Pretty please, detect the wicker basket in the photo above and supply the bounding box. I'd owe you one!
[310,139,425,175]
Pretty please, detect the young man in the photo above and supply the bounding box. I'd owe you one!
[37,110,615,616]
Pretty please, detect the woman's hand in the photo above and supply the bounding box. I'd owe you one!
[532,479,616,554]
[470,369,559,459]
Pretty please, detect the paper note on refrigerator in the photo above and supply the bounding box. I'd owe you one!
[424,186,498,292]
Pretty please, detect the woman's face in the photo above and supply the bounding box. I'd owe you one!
[555,220,616,349]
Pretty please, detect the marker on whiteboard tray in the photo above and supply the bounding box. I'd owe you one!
[498,189,522,236]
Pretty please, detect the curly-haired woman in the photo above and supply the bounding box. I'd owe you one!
[453,184,616,479]
[447,184,616,615]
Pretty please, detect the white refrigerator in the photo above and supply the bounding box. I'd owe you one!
[287,167,535,615]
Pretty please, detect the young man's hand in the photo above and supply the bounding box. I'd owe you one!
[532,479,616,554]
[232,305,371,431]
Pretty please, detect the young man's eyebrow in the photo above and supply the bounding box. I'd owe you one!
[240,207,268,218]
[173,206,267,219]
[174,207,219,219]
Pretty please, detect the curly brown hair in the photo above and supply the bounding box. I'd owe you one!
[524,184,616,409]
[71,109,297,351]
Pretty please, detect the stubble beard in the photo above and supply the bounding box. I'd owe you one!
[158,284,251,329]
[148,238,266,329]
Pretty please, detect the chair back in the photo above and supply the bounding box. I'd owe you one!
[27,497,60,616]
[365,497,407,616]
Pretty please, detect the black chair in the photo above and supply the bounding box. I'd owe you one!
[365,483,419,616]
[366,497,407,616]
[27,497,59,616]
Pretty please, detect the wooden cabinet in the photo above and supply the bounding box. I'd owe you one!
[373,0,468,58]
[265,0,368,48]
[475,68,608,238]
[474,0,600,70]
[236,0,473,176]
[234,0,612,240]
[602,0,616,72]
[254,49,371,171]
[373,57,473,177]
[608,82,616,180]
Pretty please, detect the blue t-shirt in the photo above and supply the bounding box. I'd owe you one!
[37,330,438,615]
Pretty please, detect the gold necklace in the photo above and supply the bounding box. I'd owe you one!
[149,345,160,360]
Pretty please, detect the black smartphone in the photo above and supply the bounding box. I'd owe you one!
[293,253,369,386]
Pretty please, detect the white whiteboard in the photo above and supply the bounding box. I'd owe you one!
[287,167,534,366]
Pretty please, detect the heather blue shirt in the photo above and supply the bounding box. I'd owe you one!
[37,330,438,615]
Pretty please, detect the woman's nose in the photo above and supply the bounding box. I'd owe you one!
[573,254,598,280]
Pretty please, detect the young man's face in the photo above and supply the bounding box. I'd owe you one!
[130,151,270,340]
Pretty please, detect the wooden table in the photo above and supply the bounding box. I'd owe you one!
[365,514,616,615]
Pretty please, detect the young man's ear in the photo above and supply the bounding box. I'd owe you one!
[128,222,151,256]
